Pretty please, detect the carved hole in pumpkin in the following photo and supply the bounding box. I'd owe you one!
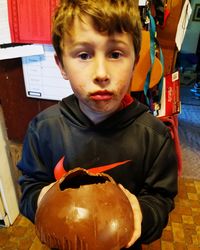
[59,170,110,190]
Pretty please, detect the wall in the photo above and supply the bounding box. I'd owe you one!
[0,58,56,142]
[181,0,200,54]
[0,59,56,206]
[0,106,19,225]
[157,0,185,74]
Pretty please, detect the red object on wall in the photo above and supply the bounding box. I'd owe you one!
[165,71,180,117]
[7,0,59,44]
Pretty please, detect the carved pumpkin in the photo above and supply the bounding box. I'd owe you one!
[35,168,134,250]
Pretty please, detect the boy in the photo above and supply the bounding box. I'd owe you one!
[17,0,178,249]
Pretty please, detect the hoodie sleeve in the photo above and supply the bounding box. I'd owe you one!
[17,120,55,223]
[138,131,178,243]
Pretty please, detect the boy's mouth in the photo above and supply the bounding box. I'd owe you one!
[90,91,113,101]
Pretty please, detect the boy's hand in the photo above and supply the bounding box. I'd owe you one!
[37,182,56,207]
[118,184,142,248]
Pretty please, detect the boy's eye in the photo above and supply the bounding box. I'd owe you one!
[78,52,91,60]
[110,51,122,59]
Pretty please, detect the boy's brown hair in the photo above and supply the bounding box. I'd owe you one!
[52,0,142,64]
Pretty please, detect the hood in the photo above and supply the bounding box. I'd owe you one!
[59,94,149,130]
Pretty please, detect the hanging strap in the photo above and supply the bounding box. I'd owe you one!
[157,43,164,102]
[144,10,164,107]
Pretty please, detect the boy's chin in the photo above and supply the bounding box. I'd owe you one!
[91,107,122,122]
[91,101,121,113]
[80,98,121,115]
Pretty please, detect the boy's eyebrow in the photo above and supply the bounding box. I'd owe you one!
[69,39,130,48]
[108,39,130,47]
[69,41,94,47]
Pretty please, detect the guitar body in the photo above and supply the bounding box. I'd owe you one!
[131,30,163,92]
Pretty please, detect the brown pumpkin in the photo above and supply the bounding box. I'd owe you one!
[35,168,134,250]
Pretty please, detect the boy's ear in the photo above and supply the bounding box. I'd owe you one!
[54,54,68,80]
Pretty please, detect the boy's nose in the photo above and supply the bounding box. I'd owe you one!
[93,58,110,86]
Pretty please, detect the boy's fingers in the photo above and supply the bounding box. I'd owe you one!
[118,184,142,248]
[37,182,55,207]
[126,207,142,247]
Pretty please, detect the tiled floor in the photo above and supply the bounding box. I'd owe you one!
[0,177,200,250]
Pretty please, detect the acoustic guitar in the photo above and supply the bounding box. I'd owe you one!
[131,30,163,92]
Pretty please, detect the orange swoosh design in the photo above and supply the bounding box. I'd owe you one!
[54,156,131,180]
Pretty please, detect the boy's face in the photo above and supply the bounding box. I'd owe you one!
[57,16,136,121]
